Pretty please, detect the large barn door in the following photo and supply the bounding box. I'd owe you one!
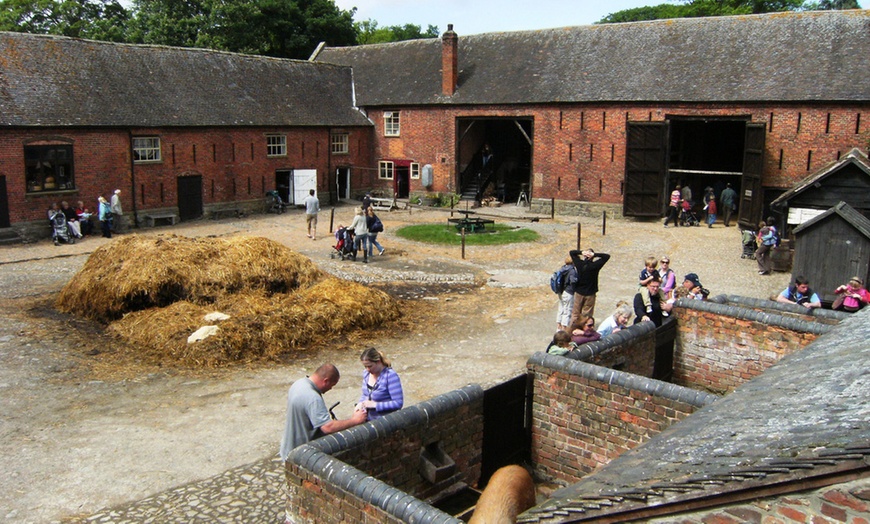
[737,123,766,228]
[292,169,317,205]
[624,122,669,217]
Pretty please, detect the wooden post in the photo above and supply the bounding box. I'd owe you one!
[329,208,335,235]
[602,210,606,236]
[461,227,466,259]
[551,198,555,219]
[576,223,582,250]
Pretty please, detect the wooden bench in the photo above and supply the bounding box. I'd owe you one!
[144,212,179,227]
[370,197,399,211]
[447,217,495,233]
[211,208,241,220]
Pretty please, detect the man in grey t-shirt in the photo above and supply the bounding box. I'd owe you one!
[302,189,320,240]
[279,364,366,461]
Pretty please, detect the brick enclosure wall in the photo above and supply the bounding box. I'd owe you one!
[284,386,482,524]
[367,103,868,203]
[528,353,717,486]
[647,476,870,524]
[672,300,832,395]
[2,125,372,231]
[569,320,657,378]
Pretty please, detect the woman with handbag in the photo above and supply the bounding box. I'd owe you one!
[366,206,386,257]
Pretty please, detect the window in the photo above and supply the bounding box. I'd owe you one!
[266,135,287,157]
[132,137,161,162]
[410,163,420,179]
[384,111,400,137]
[25,144,74,192]
[379,161,394,180]
[331,133,349,154]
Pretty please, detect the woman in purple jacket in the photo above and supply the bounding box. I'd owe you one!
[356,347,404,420]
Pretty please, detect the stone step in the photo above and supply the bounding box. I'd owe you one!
[0,228,22,245]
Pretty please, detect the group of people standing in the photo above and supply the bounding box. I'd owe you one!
[339,193,386,263]
[47,190,123,241]
[664,183,738,228]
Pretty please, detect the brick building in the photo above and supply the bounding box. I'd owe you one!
[313,10,870,227]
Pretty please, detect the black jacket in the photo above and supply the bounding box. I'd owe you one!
[569,251,610,295]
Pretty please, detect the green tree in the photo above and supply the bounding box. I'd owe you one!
[355,19,439,45]
[0,0,129,40]
[598,0,807,23]
[803,0,861,8]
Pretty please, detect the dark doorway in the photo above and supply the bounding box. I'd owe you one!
[0,176,9,228]
[456,118,533,204]
[177,175,202,221]
[480,374,531,485]
[395,165,409,198]
[336,167,350,200]
[275,170,292,205]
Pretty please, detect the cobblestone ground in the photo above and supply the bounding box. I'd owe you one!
[1,202,792,523]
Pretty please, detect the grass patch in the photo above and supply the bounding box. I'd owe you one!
[396,223,539,245]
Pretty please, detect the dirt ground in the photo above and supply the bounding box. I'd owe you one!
[0,203,791,523]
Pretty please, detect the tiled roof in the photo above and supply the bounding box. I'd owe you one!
[0,32,372,128]
[314,10,870,106]
[771,148,870,208]
[520,308,870,523]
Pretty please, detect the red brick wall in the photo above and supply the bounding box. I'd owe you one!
[528,356,713,486]
[367,103,868,202]
[2,125,371,227]
[673,307,820,395]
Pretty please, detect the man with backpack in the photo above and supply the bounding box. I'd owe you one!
[569,248,610,327]
[552,256,578,331]
[755,216,778,275]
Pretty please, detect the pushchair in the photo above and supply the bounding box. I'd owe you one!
[330,226,355,260]
[679,202,700,227]
[265,190,286,214]
[50,211,75,245]
[740,228,757,259]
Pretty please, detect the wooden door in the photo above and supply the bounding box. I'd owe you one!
[0,176,9,228]
[737,123,766,229]
[177,175,203,221]
[624,122,669,217]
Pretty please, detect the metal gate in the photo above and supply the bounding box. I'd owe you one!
[480,374,531,485]
[177,175,203,221]
[624,122,669,217]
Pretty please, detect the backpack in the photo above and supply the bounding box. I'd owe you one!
[371,217,384,233]
[550,267,569,294]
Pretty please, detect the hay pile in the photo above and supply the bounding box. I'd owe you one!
[57,235,402,367]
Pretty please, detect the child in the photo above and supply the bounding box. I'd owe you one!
[637,256,660,314]
[546,330,577,356]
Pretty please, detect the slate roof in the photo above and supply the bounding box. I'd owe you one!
[520,308,870,523]
[771,148,870,208]
[314,10,870,107]
[0,32,372,128]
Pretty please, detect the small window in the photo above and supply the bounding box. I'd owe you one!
[384,111,400,137]
[266,135,287,157]
[25,144,75,192]
[379,161,395,180]
[410,163,420,179]
[132,137,161,163]
[331,133,349,154]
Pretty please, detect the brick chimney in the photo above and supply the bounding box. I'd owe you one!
[441,24,458,96]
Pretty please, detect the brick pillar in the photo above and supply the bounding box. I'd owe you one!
[441,24,458,96]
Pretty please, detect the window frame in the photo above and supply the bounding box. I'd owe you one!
[266,134,287,157]
[25,144,75,193]
[331,133,349,154]
[378,161,395,180]
[132,136,162,163]
[410,162,421,180]
[384,111,400,137]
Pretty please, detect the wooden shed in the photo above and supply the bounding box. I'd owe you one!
[791,202,870,306]
[771,148,870,232]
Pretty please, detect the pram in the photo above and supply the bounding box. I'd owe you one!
[679,201,700,227]
[740,228,757,259]
[50,211,76,245]
[330,226,355,260]
[265,190,286,214]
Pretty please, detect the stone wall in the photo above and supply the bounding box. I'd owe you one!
[527,352,718,486]
[284,385,483,524]
[567,320,657,378]
[672,298,840,395]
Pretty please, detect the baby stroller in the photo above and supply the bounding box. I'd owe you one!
[330,226,355,260]
[679,201,700,227]
[740,228,757,259]
[50,211,75,245]
[265,190,286,214]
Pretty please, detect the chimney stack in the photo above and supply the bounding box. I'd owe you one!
[441,24,458,96]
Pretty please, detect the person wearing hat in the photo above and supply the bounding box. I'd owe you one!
[833,277,870,312]
[362,192,372,212]
[110,189,124,233]
[683,273,709,300]
[776,275,821,309]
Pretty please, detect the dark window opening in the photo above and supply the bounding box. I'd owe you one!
[667,117,748,203]
[25,144,74,193]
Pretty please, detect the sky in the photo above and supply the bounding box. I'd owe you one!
[332,0,662,35]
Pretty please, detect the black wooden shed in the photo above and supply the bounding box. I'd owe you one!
[791,202,870,306]
[771,148,870,234]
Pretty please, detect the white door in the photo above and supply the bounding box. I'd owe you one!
[292,169,317,205]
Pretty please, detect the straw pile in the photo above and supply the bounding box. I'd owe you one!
[56,235,402,367]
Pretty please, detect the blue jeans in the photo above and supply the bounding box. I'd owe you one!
[367,233,383,257]
[354,233,368,259]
